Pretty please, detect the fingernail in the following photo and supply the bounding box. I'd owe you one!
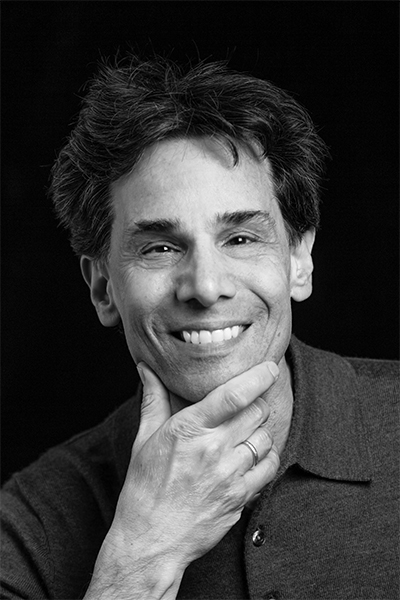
[267,362,279,380]
[137,363,146,385]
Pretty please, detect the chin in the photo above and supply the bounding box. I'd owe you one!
[171,382,216,404]
[161,373,218,403]
[162,361,250,403]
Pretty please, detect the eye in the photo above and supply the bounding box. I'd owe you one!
[225,235,255,246]
[140,242,182,261]
[143,244,175,254]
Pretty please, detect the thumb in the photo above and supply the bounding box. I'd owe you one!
[135,362,172,446]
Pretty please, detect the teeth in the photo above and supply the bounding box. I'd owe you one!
[181,326,245,344]
[223,327,232,340]
[199,330,212,344]
[211,329,224,343]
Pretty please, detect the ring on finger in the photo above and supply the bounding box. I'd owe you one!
[241,439,259,469]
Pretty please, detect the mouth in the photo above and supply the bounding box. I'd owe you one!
[172,324,250,345]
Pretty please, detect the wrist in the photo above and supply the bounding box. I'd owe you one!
[85,526,185,600]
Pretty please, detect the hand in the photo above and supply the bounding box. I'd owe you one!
[85,361,280,600]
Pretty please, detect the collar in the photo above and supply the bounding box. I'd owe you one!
[113,337,373,486]
[282,336,373,482]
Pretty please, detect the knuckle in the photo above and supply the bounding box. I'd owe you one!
[214,459,233,482]
[223,387,246,412]
[241,372,265,395]
[246,400,265,422]
[204,437,222,458]
[140,390,157,412]
[168,416,198,441]
[195,437,224,469]
[259,426,273,448]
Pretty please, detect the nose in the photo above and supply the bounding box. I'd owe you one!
[175,247,237,307]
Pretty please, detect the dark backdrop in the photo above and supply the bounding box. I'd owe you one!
[2,1,399,483]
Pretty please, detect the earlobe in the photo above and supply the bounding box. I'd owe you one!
[290,229,316,303]
[80,256,121,327]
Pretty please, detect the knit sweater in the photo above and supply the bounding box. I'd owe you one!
[1,337,399,599]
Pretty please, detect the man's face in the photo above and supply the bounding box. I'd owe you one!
[105,137,303,401]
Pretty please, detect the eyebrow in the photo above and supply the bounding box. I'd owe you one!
[124,210,276,241]
[215,210,276,230]
[125,218,182,234]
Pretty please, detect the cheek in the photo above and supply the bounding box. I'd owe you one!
[116,269,173,332]
[115,267,158,308]
[248,258,291,305]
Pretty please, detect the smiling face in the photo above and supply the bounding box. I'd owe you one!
[83,137,314,402]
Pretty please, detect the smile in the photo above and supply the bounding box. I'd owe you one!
[180,325,247,344]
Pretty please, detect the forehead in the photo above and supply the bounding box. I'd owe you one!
[110,137,282,228]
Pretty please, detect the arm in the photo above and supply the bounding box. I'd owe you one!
[84,361,280,600]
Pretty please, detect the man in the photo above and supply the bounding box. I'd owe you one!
[1,55,398,600]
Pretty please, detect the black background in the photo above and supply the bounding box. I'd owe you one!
[2,1,399,483]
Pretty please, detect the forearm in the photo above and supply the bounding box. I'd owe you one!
[83,528,185,600]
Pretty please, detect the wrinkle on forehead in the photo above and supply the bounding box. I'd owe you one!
[110,136,283,248]
[113,135,271,191]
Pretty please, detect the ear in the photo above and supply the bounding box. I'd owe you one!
[80,256,121,327]
[290,229,316,302]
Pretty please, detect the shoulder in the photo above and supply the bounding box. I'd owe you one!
[1,391,141,599]
[2,390,141,501]
[291,335,399,390]
[289,336,399,484]
[289,335,399,431]
[290,335,399,439]
[346,354,399,387]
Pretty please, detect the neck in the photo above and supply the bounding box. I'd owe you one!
[261,356,293,455]
[169,356,294,457]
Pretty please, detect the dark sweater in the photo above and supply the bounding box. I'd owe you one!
[1,338,399,599]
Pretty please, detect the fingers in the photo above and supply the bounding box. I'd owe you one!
[220,395,270,446]
[235,423,274,474]
[243,443,280,500]
[189,361,279,428]
[135,362,172,448]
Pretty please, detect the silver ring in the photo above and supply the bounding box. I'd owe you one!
[241,440,259,469]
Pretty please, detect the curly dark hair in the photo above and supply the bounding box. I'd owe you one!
[50,54,329,261]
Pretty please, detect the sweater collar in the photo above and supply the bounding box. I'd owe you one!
[115,337,373,486]
[282,336,373,482]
